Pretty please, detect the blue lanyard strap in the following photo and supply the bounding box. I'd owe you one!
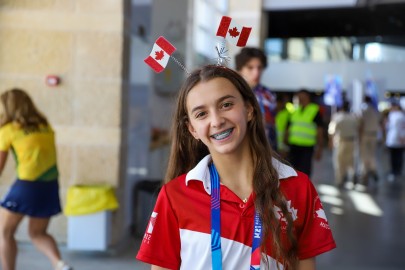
[209,163,263,270]
[209,163,222,270]
[250,213,262,269]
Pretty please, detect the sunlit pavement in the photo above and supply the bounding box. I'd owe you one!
[16,146,404,270]
[314,146,405,270]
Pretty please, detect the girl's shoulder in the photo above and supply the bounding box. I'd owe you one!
[165,174,188,190]
[0,122,22,132]
[164,172,208,202]
[279,171,316,198]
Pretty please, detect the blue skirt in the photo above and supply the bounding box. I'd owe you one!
[1,179,61,218]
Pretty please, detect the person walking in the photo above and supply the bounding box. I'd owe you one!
[136,65,336,270]
[328,102,359,188]
[384,101,405,182]
[285,89,324,177]
[0,89,73,270]
[235,47,278,150]
[358,96,381,185]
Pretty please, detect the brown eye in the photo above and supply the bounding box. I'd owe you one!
[195,111,206,119]
[222,102,233,109]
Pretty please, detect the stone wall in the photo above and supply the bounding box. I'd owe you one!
[0,0,129,243]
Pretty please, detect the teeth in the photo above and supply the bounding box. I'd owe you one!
[212,129,232,140]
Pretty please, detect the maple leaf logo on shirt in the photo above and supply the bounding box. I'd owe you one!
[154,50,164,60]
[274,200,298,223]
[316,209,328,221]
[228,27,240,38]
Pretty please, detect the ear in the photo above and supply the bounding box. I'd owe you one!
[246,103,254,122]
[187,121,199,140]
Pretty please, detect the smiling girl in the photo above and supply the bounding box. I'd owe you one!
[136,65,336,270]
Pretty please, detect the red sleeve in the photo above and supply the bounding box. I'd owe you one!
[136,185,181,269]
[295,174,337,259]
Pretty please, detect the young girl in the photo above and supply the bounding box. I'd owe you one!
[0,89,72,270]
[136,65,336,270]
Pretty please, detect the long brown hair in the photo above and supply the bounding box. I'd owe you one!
[165,65,298,269]
[0,88,48,130]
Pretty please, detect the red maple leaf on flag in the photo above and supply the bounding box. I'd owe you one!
[155,50,164,60]
[228,27,240,38]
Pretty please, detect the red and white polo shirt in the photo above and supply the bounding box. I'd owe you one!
[136,155,336,269]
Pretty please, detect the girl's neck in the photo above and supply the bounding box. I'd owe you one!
[211,147,254,200]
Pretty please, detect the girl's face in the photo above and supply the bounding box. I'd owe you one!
[186,77,253,156]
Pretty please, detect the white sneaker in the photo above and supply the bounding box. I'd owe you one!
[56,261,73,270]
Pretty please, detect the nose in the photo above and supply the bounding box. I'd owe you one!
[210,111,225,128]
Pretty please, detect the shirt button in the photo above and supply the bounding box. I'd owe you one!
[239,203,246,209]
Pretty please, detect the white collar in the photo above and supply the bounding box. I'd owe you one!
[185,154,297,195]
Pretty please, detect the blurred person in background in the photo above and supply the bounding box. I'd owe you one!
[358,96,381,185]
[275,94,290,158]
[285,89,324,177]
[384,101,405,182]
[0,89,72,270]
[328,101,359,189]
[235,47,278,150]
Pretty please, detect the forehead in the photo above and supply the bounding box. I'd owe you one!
[186,77,242,109]
[244,57,263,67]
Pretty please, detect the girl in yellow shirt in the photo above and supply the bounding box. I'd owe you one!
[0,89,72,270]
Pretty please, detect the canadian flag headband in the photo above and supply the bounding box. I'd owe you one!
[213,16,252,66]
[216,16,252,47]
[144,36,176,73]
[144,16,252,73]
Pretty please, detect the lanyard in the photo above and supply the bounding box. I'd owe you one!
[209,163,263,270]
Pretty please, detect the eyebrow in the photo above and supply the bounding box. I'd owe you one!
[190,94,236,114]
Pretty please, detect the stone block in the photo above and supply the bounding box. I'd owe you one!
[55,126,121,146]
[73,81,122,127]
[77,0,123,14]
[0,0,74,11]
[56,144,73,186]
[74,145,120,187]
[75,33,123,78]
[33,83,74,126]
[0,0,54,9]
[0,12,122,32]
[0,29,73,75]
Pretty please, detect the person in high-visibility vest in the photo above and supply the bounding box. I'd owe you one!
[275,94,290,158]
[285,89,324,176]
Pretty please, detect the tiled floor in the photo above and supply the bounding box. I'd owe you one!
[14,147,405,270]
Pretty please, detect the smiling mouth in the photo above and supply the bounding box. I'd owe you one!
[211,128,233,140]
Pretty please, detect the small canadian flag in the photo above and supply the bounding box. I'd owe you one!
[216,16,252,47]
[144,36,176,73]
[146,211,158,234]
